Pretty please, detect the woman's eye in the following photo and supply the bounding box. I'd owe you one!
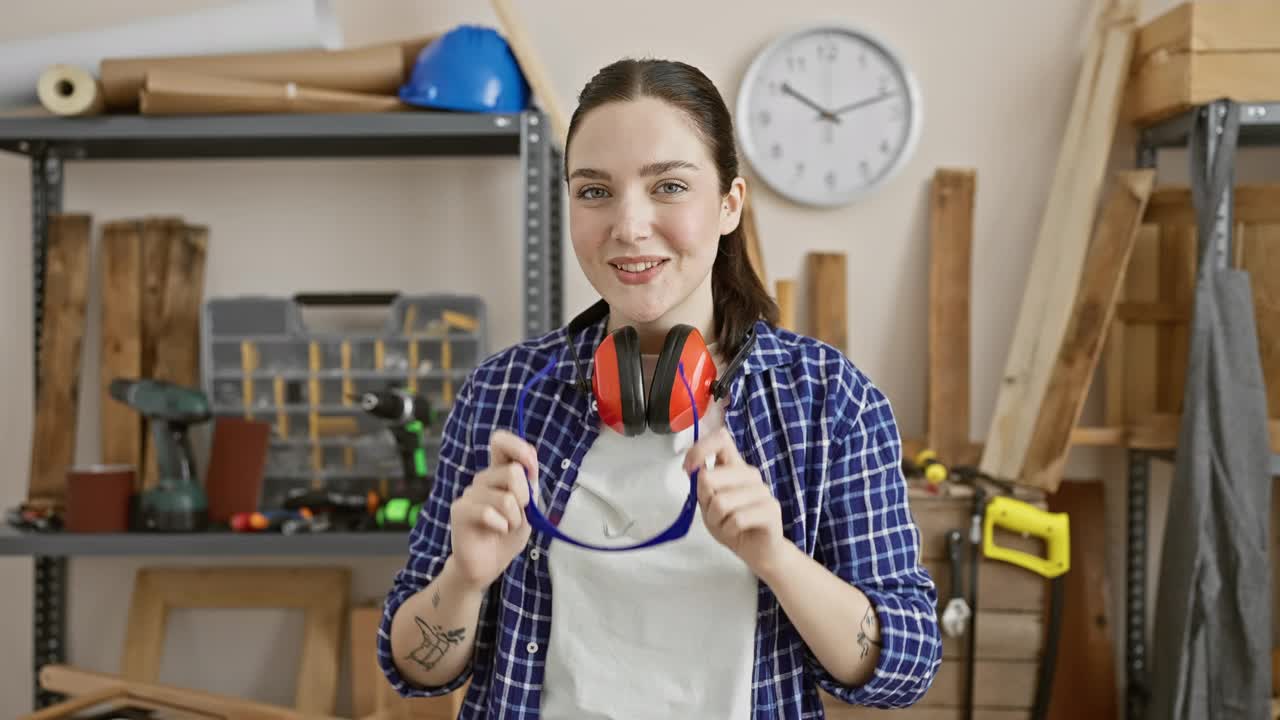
[578,186,609,200]
[656,182,686,195]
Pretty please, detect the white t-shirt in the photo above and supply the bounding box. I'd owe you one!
[539,350,759,719]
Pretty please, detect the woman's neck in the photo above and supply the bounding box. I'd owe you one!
[607,274,715,354]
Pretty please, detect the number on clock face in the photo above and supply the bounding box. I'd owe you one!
[737,27,919,207]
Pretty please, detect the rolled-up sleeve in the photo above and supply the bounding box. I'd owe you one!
[809,381,942,708]
[377,376,484,698]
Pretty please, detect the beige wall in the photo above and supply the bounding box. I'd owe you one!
[2,0,1278,717]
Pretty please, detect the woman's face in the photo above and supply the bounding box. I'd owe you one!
[567,97,743,330]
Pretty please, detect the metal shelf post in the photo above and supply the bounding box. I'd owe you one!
[31,147,68,711]
[521,111,563,336]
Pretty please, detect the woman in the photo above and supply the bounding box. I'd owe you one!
[379,58,941,718]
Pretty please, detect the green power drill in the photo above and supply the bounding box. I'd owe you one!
[359,388,433,529]
[110,378,212,532]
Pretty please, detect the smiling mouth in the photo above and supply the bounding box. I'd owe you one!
[610,259,669,273]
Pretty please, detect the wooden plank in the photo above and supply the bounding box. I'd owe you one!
[1134,0,1280,57]
[27,214,92,509]
[941,610,1043,662]
[142,223,208,490]
[1074,418,1280,451]
[806,252,847,352]
[40,664,340,720]
[920,660,1038,708]
[927,168,975,466]
[1241,222,1280,420]
[980,11,1136,485]
[1045,480,1116,720]
[1115,300,1188,324]
[775,279,796,332]
[1021,170,1154,491]
[823,695,1030,720]
[923,559,1046,613]
[489,0,569,145]
[1155,223,1194,415]
[1129,51,1280,126]
[99,221,143,469]
[1145,184,1280,227]
[121,567,169,683]
[1123,227,1161,428]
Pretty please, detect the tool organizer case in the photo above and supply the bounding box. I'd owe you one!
[200,292,487,510]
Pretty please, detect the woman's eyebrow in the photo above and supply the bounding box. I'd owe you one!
[639,160,699,176]
[568,161,700,182]
[569,167,610,181]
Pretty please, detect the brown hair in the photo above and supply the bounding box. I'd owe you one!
[564,58,779,356]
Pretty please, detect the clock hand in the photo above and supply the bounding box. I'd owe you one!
[781,82,840,123]
[833,91,895,116]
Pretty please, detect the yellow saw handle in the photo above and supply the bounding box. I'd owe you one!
[982,495,1070,579]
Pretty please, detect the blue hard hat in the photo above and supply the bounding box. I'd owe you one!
[399,25,530,113]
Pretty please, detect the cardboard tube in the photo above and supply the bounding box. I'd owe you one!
[103,42,404,111]
[36,64,104,116]
[139,69,407,115]
[1,0,340,110]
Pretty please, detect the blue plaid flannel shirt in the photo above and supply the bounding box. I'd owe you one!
[378,311,942,718]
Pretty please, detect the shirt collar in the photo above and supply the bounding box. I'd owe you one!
[545,299,793,394]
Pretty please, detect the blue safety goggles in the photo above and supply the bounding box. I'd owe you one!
[515,351,700,552]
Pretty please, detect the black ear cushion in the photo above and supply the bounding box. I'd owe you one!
[612,326,648,436]
[647,325,694,434]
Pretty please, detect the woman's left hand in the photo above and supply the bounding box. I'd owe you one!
[683,428,790,578]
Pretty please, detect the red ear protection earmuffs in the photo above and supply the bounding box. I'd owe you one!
[567,300,756,437]
[593,323,717,436]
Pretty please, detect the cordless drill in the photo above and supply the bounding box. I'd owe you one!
[359,388,433,529]
[109,378,212,532]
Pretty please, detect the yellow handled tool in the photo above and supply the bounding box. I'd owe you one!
[982,495,1070,579]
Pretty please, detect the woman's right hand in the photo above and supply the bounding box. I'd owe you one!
[448,430,537,592]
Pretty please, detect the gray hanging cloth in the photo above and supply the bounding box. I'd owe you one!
[1147,100,1274,720]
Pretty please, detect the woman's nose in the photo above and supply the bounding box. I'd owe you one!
[612,194,653,244]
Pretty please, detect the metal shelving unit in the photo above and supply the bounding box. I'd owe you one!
[0,108,564,709]
[1126,99,1280,720]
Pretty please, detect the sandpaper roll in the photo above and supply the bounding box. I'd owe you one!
[139,68,408,115]
[101,42,404,111]
[37,64,105,116]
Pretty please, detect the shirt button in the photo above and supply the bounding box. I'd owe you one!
[526,641,539,654]
[530,548,541,561]
[560,458,571,470]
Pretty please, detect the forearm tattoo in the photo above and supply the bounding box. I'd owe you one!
[408,616,466,671]
[856,606,882,659]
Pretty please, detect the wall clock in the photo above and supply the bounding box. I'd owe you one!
[735,24,922,207]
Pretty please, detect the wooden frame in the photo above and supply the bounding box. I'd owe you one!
[33,664,341,720]
[22,685,225,720]
[121,566,350,715]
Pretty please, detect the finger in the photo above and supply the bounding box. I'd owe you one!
[477,464,531,509]
[454,494,512,533]
[683,427,745,476]
[720,500,778,539]
[703,483,764,528]
[488,429,539,483]
[470,486,525,529]
[479,505,511,533]
[460,484,524,530]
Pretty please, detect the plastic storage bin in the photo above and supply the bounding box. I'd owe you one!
[200,292,487,509]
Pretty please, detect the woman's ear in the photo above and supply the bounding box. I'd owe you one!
[719,176,747,236]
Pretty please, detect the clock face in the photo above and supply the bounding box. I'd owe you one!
[735,25,921,207]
